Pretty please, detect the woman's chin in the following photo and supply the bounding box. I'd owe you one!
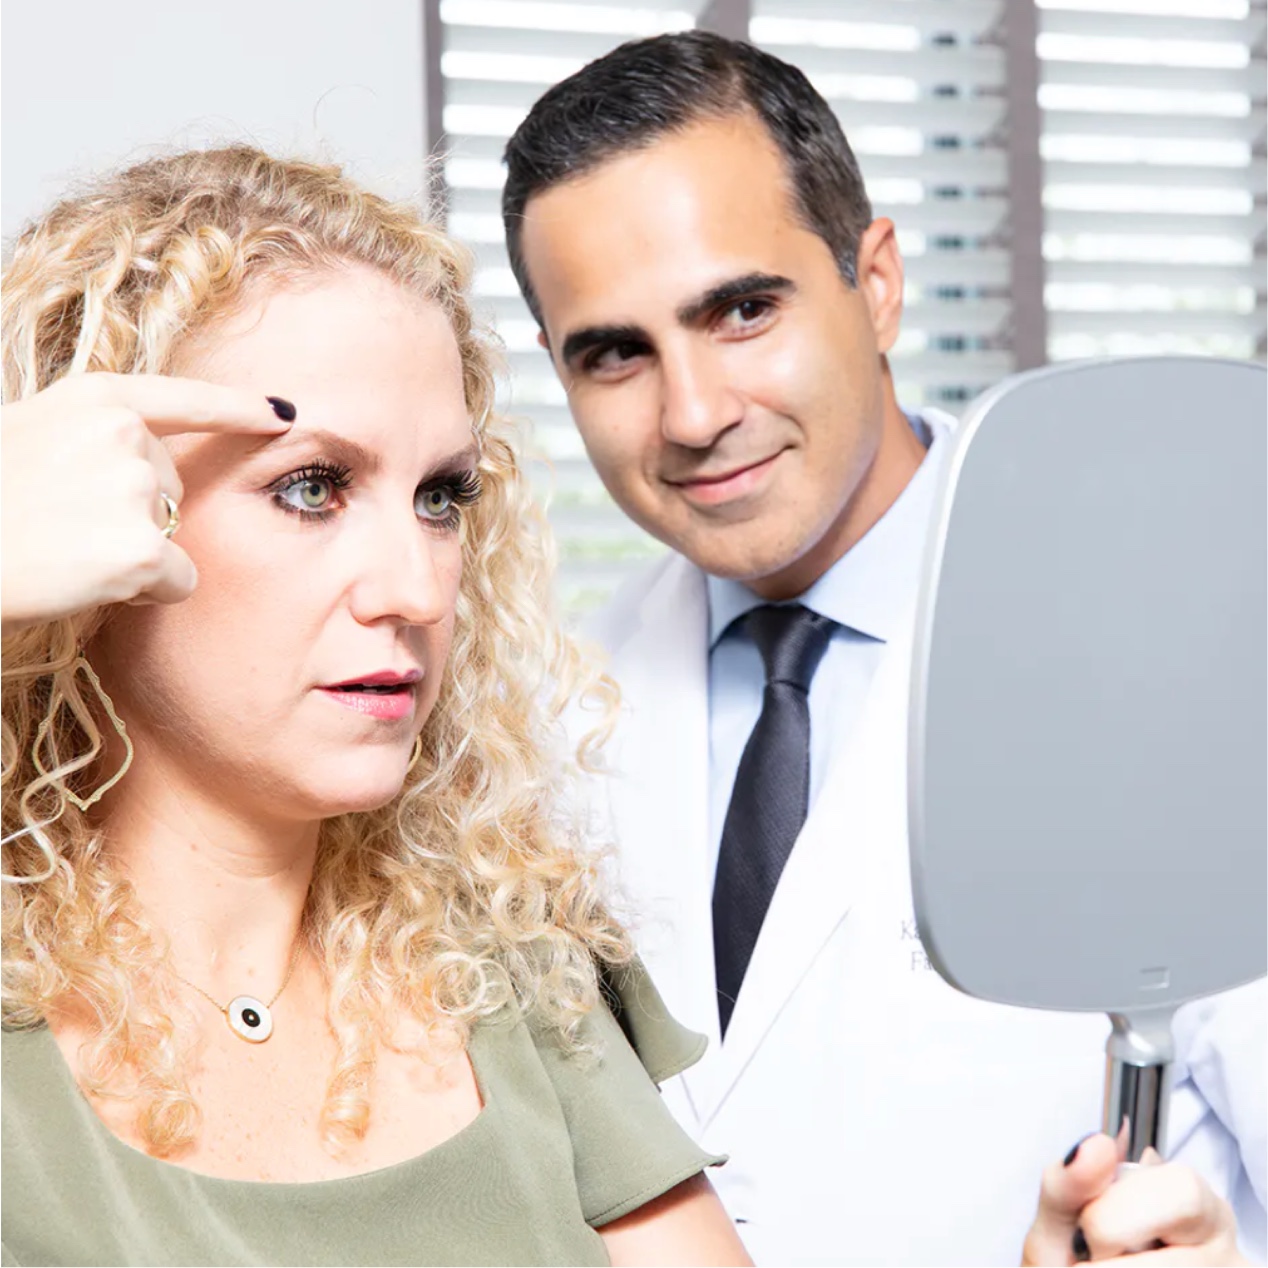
[288,757,411,819]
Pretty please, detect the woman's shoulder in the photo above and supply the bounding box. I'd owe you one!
[482,955,721,1229]
[2,1021,88,1144]
[1,1022,84,1197]
[2,1020,57,1093]
[594,955,708,1085]
[501,953,707,1089]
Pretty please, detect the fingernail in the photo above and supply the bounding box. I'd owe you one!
[1072,1227,1090,1262]
[1063,1133,1095,1166]
[266,396,297,422]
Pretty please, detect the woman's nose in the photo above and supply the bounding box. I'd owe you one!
[347,513,455,629]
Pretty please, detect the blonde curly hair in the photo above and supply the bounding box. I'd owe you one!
[1,145,629,1156]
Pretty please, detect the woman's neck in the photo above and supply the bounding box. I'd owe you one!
[98,756,321,1003]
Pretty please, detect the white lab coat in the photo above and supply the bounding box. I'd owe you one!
[584,548,1267,1267]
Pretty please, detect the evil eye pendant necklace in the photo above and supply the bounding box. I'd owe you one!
[171,935,304,1044]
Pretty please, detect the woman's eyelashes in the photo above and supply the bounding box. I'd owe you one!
[266,460,482,531]
[268,460,353,519]
[416,469,482,531]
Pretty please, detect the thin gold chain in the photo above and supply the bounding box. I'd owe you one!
[170,931,305,1016]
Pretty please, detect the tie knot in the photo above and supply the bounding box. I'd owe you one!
[744,604,835,692]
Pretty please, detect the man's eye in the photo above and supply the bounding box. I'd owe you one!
[721,298,773,329]
[589,341,646,372]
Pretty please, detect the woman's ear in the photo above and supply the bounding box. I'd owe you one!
[854,218,905,356]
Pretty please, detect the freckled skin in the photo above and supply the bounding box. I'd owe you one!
[92,267,472,823]
[51,267,487,1185]
[521,114,925,599]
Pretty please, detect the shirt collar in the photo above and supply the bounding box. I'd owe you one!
[707,411,949,648]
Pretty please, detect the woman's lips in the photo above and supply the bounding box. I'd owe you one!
[317,685,417,720]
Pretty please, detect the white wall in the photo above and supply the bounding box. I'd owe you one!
[2,0,427,242]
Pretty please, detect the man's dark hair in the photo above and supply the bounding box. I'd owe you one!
[501,30,874,327]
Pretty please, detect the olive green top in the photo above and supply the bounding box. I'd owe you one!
[1,961,722,1267]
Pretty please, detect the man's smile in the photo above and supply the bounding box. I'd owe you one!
[666,450,787,508]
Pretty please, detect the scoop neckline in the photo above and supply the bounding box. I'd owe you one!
[25,1015,501,1191]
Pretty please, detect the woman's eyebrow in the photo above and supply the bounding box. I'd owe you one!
[247,430,480,479]
[247,428,380,472]
[423,443,481,479]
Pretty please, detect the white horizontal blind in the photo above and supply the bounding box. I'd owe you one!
[1037,0,1267,361]
[438,0,1027,616]
[749,0,1020,412]
[438,0,697,615]
[434,0,1266,619]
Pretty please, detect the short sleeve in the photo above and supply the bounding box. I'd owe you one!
[531,957,725,1228]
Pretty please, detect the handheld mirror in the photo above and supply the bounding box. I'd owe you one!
[909,356,1267,1160]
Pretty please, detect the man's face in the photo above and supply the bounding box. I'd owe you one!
[520,113,908,597]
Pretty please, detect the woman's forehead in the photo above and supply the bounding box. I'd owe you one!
[166,272,472,468]
[180,267,455,369]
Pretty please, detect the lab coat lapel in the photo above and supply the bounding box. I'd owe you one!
[708,411,957,1095]
[703,625,916,1123]
[602,555,721,1115]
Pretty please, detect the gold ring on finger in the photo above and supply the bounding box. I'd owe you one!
[159,491,181,539]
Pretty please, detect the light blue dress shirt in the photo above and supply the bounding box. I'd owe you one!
[705,413,947,877]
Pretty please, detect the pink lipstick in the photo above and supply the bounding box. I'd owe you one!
[318,670,420,721]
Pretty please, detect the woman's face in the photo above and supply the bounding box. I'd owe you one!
[93,265,477,821]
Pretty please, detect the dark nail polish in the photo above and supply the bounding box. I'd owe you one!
[1072,1227,1090,1262]
[266,396,297,422]
[1063,1132,1094,1166]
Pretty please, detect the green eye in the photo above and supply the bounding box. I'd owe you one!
[277,478,334,512]
[417,487,454,519]
[299,480,331,509]
[269,462,351,518]
[276,476,334,514]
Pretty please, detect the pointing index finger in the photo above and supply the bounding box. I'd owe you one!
[96,374,296,436]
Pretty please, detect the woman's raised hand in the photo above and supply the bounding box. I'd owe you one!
[1,372,292,634]
[1022,1132,1245,1265]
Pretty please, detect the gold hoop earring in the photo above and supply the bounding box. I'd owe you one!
[32,656,134,812]
[407,735,424,772]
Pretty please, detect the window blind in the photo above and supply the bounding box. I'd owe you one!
[1037,0,1267,362]
[434,0,1267,617]
[748,0,1019,412]
[438,0,695,615]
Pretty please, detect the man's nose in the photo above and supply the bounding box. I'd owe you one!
[347,511,453,629]
[659,344,745,450]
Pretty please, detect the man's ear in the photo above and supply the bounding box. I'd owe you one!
[536,329,549,351]
[854,218,905,356]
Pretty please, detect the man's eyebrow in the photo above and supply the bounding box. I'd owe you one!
[676,272,796,326]
[560,323,648,369]
[557,273,795,368]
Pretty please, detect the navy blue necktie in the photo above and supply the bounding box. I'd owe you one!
[712,604,836,1037]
